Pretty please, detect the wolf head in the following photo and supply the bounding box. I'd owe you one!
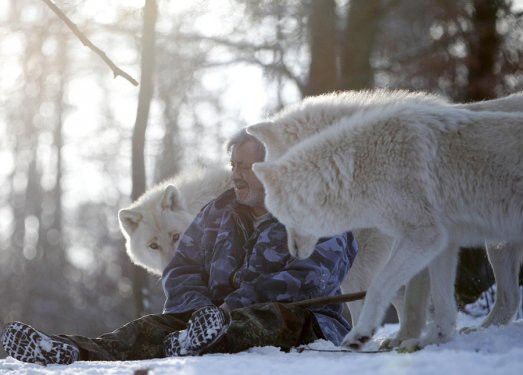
[118,167,232,275]
[252,158,343,260]
[118,185,194,275]
[251,111,358,259]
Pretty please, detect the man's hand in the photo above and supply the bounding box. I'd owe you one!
[219,303,231,313]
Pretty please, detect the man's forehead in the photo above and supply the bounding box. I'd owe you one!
[230,141,262,163]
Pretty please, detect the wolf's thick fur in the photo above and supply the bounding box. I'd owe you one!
[248,90,523,348]
[249,89,446,161]
[455,92,523,112]
[252,100,523,349]
[118,167,232,275]
[248,90,523,161]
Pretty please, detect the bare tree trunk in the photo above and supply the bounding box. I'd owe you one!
[155,92,181,183]
[274,2,285,109]
[12,24,50,322]
[340,0,381,90]
[130,0,158,317]
[304,0,338,96]
[455,0,504,307]
[464,0,503,101]
[41,29,68,266]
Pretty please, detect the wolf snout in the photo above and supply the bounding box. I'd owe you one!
[289,239,300,258]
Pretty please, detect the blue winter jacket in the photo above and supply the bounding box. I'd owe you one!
[162,189,358,345]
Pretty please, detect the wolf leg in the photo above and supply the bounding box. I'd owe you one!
[342,271,366,326]
[341,250,368,325]
[401,242,459,350]
[343,229,391,326]
[382,268,430,349]
[342,228,447,350]
[482,242,523,327]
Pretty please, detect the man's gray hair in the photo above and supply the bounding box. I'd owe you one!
[226,128,266,160]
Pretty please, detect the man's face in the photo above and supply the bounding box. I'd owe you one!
[230,140,265,208]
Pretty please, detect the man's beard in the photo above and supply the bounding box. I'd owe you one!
[236,187,264,208]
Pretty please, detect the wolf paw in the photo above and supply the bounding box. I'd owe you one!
[398,338,424,352]
[459,326,478,335]
[379,337,402,350]
[399,329,453,351]
[342,330,374,350]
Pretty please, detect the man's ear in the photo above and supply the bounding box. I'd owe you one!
[252,162,279,185]
[118,209,142,235]
[161,185,180,211]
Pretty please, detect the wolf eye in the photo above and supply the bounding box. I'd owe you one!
[171,232,180,243]
[148,242,160,250]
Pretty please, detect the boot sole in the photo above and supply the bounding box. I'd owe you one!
[1,322,78,366]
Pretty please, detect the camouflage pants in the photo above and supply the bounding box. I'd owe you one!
[63,303,320,361]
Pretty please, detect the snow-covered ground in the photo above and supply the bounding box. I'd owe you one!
[1,314,522,375]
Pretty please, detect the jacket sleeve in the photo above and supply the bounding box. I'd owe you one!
[224,226,357,309]
[162,207,214,314]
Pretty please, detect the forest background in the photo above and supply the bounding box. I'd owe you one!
[0,0,522,357]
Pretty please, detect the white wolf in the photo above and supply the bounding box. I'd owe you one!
[118,167,232,275]
[247,90,523,348]
[251,99,523,349]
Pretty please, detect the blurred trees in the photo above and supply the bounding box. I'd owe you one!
[341,0,382,90]
[304,0,338,95]
[0,0,521,349]
[0,1,139,338]
[465,0,503,100]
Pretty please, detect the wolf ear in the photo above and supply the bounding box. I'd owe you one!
[118,209,142,235]
[246,122,283,160]
[246,122,275,142]
[161,185,180,211]
[252,162,279,186]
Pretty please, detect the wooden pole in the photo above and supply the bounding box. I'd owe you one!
[287,291,366,308]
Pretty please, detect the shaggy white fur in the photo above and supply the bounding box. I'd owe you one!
[248,90,523,349]
[118,167,232,275]
[251,93,523,349]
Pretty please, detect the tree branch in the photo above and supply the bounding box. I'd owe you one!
[374,31,463,71]
[40,0,139,86]
[178,32,278,52]
[202,56,305,94]
[175,32,305,93]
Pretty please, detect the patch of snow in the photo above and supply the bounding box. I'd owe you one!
[1,315,522,375]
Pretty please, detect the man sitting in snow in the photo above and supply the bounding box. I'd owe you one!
[1,129,357,365]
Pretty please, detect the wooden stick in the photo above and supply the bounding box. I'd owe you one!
[287,291,366,308]
[40,0,139,86]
